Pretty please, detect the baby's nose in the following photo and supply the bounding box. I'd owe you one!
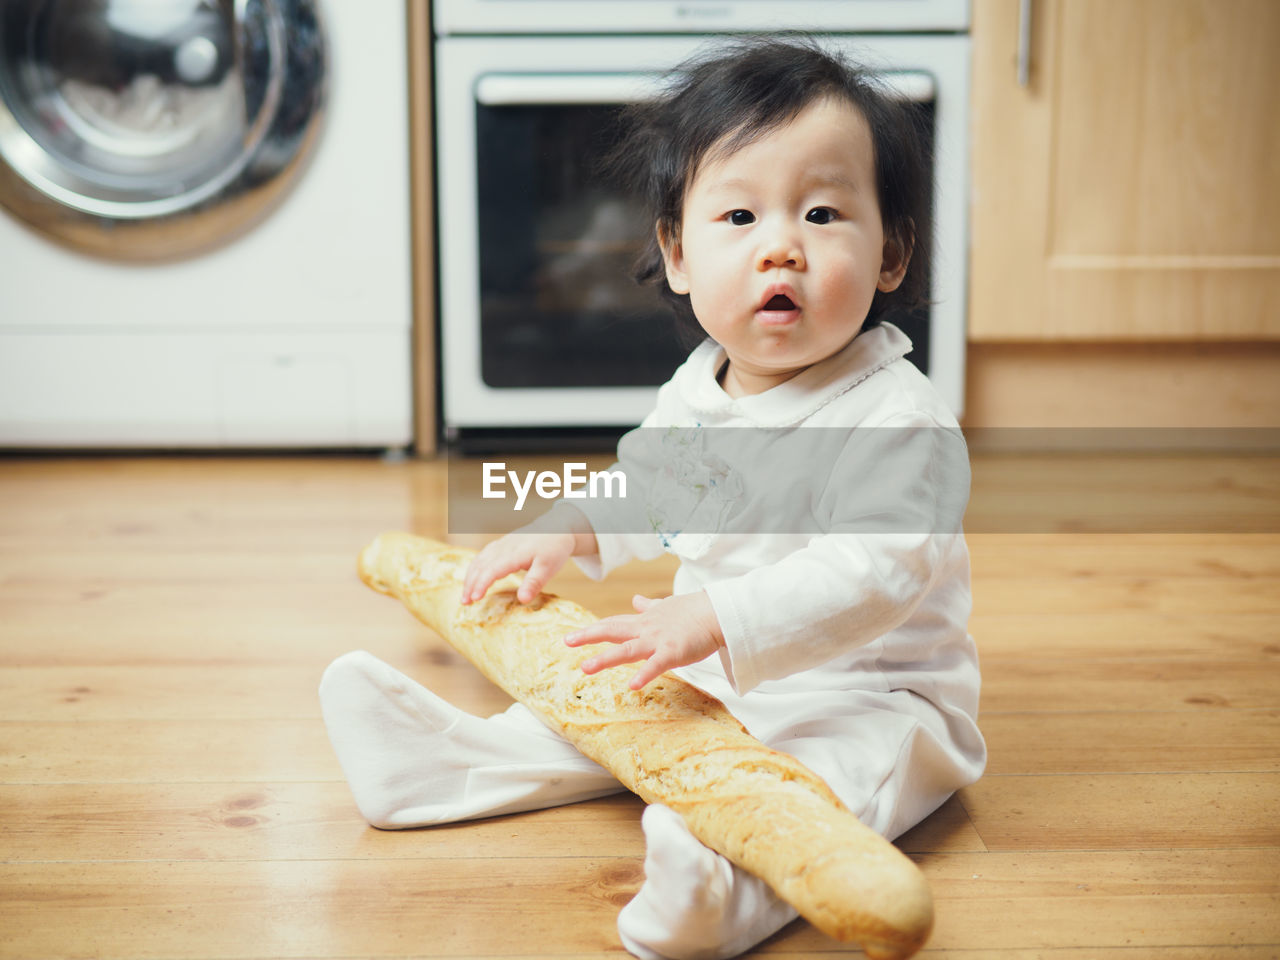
[756,231,806,271]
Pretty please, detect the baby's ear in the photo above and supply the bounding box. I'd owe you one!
[657,221,690,295]
[877,224,913,293]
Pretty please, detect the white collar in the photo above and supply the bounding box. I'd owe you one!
[674,322,913,427]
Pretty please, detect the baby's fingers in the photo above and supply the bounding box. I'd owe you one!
[461,561,494,604]
[627,654,676,691]
[564,616,641,648]
[579,638,654,676]
[517,553,560,604]
[462,552,522,604]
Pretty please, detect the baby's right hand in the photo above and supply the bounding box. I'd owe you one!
[461,529,577,606]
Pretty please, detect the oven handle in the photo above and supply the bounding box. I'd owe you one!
[475,71,936,106]
[476,74,665,105]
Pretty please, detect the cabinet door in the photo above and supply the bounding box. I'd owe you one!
[969,0,1280,340]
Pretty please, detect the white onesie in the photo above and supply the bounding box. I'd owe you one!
[567,321,986,838]
[320,322,985,958]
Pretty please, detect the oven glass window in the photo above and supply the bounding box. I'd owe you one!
[474,97,934,388]
[476,101,688,388]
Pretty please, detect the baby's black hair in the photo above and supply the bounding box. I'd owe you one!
[609,36,933,342]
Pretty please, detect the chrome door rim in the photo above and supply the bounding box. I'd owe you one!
[0,0,326,259]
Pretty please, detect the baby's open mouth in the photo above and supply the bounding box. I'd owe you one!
[762,294,797,311]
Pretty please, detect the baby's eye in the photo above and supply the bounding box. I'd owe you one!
[728,210,755,226]
[805,207,838,225]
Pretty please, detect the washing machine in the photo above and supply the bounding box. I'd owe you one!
[0,0,412,448]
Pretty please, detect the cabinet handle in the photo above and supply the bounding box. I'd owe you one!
[1017,0,1034,86]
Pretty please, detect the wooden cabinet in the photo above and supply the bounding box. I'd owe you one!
[968,0,1280,341]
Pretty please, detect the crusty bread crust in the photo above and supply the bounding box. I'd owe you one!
[358,532,933,959]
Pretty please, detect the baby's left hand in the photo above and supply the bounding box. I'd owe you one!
[565,591,724,691]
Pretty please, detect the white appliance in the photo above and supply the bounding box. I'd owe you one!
[432,0,970,442]
[0,0,412,448]
[434,0,970,34]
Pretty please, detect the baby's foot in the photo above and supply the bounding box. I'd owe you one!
[319,650,615,827]
[617,804,797,960]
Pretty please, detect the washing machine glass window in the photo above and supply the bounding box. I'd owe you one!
[0,0,326,259]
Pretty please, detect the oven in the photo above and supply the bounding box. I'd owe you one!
[432,1,970,444]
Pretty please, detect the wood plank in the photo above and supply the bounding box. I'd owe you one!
[0,564,676,613]
[981,709,1280,774]
[0,858,641,958]
[0,582,427,664]
[0,547,366,585]
[0,494,425,548]
[0,719,345,783]
[0,544,676,591]
[895,794,988,854]
[964,454,1280,533]
[967,534,1280,579]
[140,950,1280,960]
[6,658,1270,723]
[3,850,1275,957]
[970,612,1280,661]
[980,660,1280,712]
[915,950,1280,960]
[958,773,1280,851]
[80,952,1280,960]
[963,341,1280,430]
[0,662,513,722]
[917,849,1280,951]
[0,783,643,863]
[0,618,436,668]
[0,783,979,864]
[5,576,1277,666]
[0,665,333,722]
[0,580,670,668]
[971,576,1280,617]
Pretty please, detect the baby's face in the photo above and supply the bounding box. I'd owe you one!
[661,97,906,397]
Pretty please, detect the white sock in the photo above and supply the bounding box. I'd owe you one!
[319,650,621,828]
[617,804,798,960]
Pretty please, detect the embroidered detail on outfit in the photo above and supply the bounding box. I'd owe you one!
[646,427,744,557]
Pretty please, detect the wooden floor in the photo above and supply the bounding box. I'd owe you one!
[1,453,1278,959]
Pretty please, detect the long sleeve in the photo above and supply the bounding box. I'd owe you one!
[702,414,970,694]
[565,411,672,581]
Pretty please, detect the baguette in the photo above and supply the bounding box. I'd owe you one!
[357,531,934,959]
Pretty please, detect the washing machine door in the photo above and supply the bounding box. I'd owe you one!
[0,0,325,260]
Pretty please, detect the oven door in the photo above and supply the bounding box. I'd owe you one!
[436,35,969,433]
